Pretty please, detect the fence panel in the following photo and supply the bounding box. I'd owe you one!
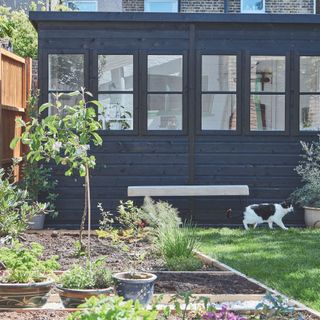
[0,49,32,179]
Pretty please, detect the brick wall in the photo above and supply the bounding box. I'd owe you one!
[122,0,315,14]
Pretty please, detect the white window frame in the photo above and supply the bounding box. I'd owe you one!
[241,0,265,13]
[144,0,179,13]
[67,0,98,11]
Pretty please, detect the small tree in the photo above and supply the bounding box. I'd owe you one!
[11,88,102,260]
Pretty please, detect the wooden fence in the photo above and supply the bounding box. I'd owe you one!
[0,48,32,180]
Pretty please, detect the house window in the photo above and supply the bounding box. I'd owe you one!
[98,55,134,130]
[241,0,265,13]
[250,56,286,131]
[144,0,178,12]
[201,55,237,131]
[147,55,183,130]
[48,54,84,114]
[300,56,320,131]
[67,0,98,11]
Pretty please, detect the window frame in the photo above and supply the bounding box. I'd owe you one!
[93,50,139,136]
[196,51,242,136]
[245,52,290,136]
[297,53,320,134]
[43,50,88,118]
[67,0,98,11]
[141,50,188,136]
[144,0,179,12]
[240,0,265,14]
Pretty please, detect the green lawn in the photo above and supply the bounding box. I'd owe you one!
[196,228,320,311]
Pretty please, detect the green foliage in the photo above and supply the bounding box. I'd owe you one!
[166,255,203,271]
[59,260,112,289]
[140,196,182,230]
[98,202,114,233]
[0,6,38,58]
[157,223,201,270]
[117,200,142,231]
[0,164,49,238]
[0,241,59,283]
[68,295,158,320]
[291,138,320,208]
[11,89,103,178]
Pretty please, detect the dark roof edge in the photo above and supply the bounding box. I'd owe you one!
[29,11,320,30]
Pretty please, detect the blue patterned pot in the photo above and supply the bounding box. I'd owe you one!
[113,272,157,306]
[0,280,54,308]
[56,286,113,308]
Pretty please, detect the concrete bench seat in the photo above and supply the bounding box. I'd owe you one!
[128,185,249,197]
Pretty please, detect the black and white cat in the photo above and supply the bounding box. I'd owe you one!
[227,201,294,230]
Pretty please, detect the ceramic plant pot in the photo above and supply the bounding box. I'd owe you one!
[304,207,320,228]
[113,272,157,306]
[29,214,45,230]
[56,286,113,308]
[0,280,54,308]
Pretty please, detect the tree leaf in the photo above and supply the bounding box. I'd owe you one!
[9,137,20,150]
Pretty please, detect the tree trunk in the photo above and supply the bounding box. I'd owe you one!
[79,175,88,251]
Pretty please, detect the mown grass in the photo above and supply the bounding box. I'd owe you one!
[195,227,320,311]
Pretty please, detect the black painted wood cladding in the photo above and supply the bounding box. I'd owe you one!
[29,12,320,228]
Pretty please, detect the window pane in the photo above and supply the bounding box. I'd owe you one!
[48,93,81,116]
[242,0,264,12]
[145,0,178,12]
[202,55,237,92]
[300,57,320,93]
[148,55,183,92]
[68,1,97,11]
[250,95,285,131]
[48,54,84,91]
[98,94,133,130]
[300,95,320,130]
[251,56,285,92]
[147,94,182,130]
[98,55,133,91]
[202,94,236,130]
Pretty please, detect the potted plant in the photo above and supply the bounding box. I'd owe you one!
[0,241,59,308]
[56,259,113,308]
[0,163,49,240]
[291,138,320,227]
[111,201,157,306]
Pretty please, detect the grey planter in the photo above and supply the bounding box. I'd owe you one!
[304,207,320,228]
[113,272,157,306]
[29,214,45,230]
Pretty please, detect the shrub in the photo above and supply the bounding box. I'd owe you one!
[0,241,59,283]
[68,295,158,320]
[141,196,182,230]
[59,260,112,289]
[0,165,49,238]
[166,255,203,271]
[290,138,320,207]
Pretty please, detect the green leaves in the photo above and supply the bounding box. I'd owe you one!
[9,137,20,150]
[14,89,103,178]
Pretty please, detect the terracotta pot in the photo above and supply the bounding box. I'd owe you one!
[56,286,113,308]
[29,214,45,230]
[0,280,53,308]
[304,207,320,228]
[113,272,157,306]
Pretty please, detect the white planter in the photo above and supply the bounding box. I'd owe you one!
[29,214,45,230]
[304,207,320,228]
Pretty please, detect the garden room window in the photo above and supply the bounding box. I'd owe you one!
[67,0,98,11]
[98,55,134,131]
[201,55,237,131]
[249,56,286,131]
[241,0,265,13]
[299,56,320,131]
[147,55,183,131]
[48,54,84,115]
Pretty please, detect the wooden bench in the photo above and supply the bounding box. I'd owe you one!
[127,185,249,197]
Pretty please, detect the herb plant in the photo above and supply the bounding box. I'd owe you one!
[11,89,103,259]
[59,259,112,290]
[68,295,158,320]
[0,241,59,283]
[0,164,49,239]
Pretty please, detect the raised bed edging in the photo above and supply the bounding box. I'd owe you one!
[195,250,320,319]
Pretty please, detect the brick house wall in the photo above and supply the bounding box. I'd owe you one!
[123,0,315,13]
